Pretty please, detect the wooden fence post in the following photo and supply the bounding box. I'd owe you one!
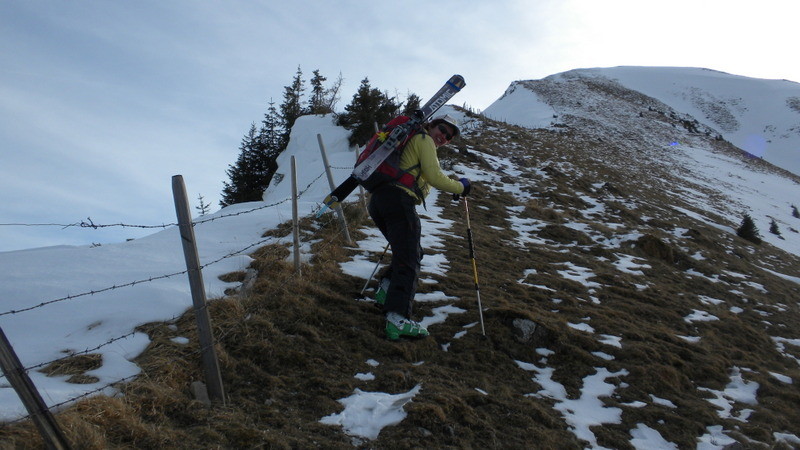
[171,175,226,405]
[0,326,71,450]
[317,134,353,245]
[291,156,301,275]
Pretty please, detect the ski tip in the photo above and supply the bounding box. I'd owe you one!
[315,202,332,218]
[316,193,342,217]
[449,74,466,90]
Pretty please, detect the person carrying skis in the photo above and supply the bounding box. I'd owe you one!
[369,114,471,340]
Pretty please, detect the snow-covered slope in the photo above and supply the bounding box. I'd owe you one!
[0,114,354,421]
[485,66,800,176]
[1,87,799,447]
[484,67,800,259]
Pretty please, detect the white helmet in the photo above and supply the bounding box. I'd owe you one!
[431,114,460,138]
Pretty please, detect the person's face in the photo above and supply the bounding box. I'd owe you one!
[431,123,455,147]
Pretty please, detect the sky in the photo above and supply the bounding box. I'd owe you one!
[2,0,799,252]
[1,113,797,446]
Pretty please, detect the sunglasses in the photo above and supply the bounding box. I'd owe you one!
[437,124,454,141]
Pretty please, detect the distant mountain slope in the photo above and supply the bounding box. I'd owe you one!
[482,67,800,259]
[485,66,800,176]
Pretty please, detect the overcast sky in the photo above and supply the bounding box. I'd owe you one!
[1,0,797,252]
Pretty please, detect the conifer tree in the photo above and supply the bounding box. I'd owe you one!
[308,69,331,115]
[220,123,273,207]
[196,194,211,215]
[736,213,762,244]
[769,218,781,236]
[792,204,799,218]
[258,99,283,186]
[337,77,402,147]
[279,66,306,148]
[403,93,422,116]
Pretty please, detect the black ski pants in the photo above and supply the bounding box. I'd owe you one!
[367,185,422,319]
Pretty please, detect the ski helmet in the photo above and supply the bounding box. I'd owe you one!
[430,114,460,138]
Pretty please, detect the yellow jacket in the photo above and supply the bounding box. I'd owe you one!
[396,132,465,204]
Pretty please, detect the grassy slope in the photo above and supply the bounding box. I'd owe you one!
[2,114,800,449]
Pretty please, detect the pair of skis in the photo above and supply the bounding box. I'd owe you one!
[317,74,466,216]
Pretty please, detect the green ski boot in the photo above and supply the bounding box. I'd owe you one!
[374,278,390,305]
[385,313,429,340]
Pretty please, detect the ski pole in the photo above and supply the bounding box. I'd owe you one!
[360,243,390,296]
[463,197,486,336]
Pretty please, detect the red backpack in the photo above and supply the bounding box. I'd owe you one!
[356,115,423,193]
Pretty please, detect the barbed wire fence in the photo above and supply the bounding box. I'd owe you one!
[0,148,365,447]
[3,203,348,437]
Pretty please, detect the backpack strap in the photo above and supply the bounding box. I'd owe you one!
[388,131,428,207]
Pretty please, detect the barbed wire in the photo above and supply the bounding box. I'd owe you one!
[0,222,81,228]
[0,269,189,317]
[190,197,291,226]
[0,231,280,318]
[7,207,346,424]
[4,374,140,425]
[0,170,331,318]
[0,218,176,230]
[200,236,276,270]
[1,168,357,425]
[23,330,142,372]
[2,233,286,421]
[6,199,360,424]
[192,171,326,226]
[196,208,350,358]
[299,171,327,198]
[0,171,329,231]
[13,310,228,423]
[11,231,290,417]
[50,374,139,411]
[78,217,176,230]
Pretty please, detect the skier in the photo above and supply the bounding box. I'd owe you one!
[369,114,471,340]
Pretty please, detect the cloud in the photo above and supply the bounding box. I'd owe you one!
[1,0,798,251]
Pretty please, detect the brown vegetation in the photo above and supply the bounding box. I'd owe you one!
[2,112,799,449]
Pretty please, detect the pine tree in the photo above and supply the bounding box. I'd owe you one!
[736,213,762,244]
[196,194,211,215]
[403,93,422,116]
[308,69,331,115]
[258,99,283,187]
[769,218,781,236]
[792,204,799,218]
[260,99,282,150]
[220,123,273,207]
[279,66,306,149]
[336,77,402,147]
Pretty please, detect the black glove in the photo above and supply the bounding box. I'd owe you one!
[452,178,471,201]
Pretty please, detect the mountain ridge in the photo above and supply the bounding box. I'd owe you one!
[485,66,800,177]
[1,68,799,448]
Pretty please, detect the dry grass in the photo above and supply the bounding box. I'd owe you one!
[2,115,800,449]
